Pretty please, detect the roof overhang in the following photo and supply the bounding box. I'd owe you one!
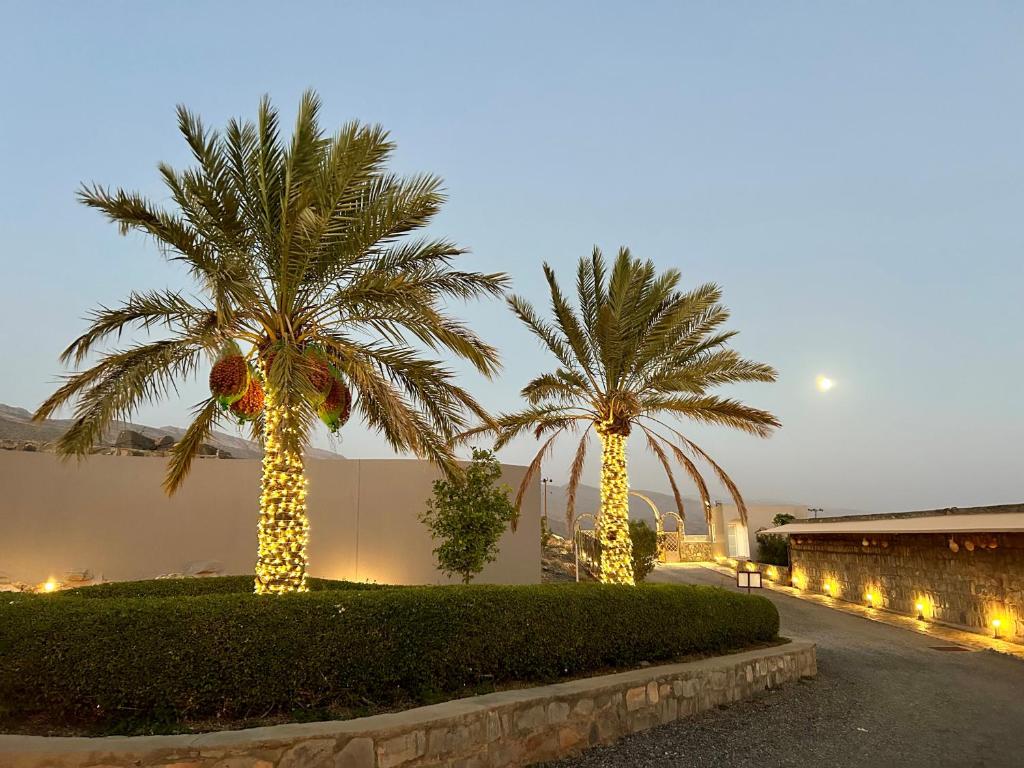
[762,513,1024,536]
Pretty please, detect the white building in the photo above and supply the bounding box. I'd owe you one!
[711,503,809,560]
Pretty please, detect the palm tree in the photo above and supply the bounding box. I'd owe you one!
[34,92,507,594]
[464,248,779,584]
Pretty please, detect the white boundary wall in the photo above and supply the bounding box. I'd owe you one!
[0,451,540,587]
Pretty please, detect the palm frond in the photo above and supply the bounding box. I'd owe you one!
[511,427,568,528]
[60,291,215,367]
[564,425,592,531]
[641,395,780,437]
[639,426,686,522]
[45,338,211,456]
[164,398,223,494]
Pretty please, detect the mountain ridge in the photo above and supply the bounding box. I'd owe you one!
[0,403,344,460]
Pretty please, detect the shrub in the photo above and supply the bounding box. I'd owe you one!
[0,583,778,735]
[58,575,382,599]
[756,533,790,566]
[629,520,659,582]
[420,448,518,583]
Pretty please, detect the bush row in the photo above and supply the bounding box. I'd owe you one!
[0,582,779,734]
[58,575,381,599]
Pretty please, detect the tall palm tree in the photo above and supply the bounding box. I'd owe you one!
[464,248,779,584]
[34,92,507,594]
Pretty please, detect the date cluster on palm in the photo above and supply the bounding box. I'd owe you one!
[319,374,353,433]
[209,350,264,424]
[208,352,249,408]
[209,344,353,431]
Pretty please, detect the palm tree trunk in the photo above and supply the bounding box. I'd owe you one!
[254,387,309,594]
[596,427,634,585]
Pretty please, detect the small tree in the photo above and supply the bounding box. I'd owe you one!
[421,448,518,583]
[629,520,659,583]
[756,533,790,566]
[755,513,795,566]
[772,512,796,527]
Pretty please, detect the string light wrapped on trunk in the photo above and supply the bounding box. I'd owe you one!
[255,381,309,594]
[595,402,636,585]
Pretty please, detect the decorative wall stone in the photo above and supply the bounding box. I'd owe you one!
[718,558,791,585]
[658,537,714,563]
[790,533,1023,640]
[0,642,816,768]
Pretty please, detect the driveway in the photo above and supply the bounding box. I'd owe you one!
[542,564,1024,768]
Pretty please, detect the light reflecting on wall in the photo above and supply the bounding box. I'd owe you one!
[822,577,841,599]
[862,584,883,608]
[791,570,806,590]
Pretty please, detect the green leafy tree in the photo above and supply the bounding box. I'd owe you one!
[34,92,507,594]
[756,534,790,566]
[756,513,796,566]
[420,448,518,583]
[463,248,779,584]
[629,520,659,583]
[772,512,796,527]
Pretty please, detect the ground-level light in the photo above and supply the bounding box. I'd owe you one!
[993,618,1002,639]
[916,603,925,621]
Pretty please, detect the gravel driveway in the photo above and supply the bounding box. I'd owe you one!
[540,565,1024,768]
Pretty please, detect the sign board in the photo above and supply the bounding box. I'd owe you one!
[736,570,763,592]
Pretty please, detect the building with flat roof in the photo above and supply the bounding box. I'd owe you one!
[763,504,1024,641]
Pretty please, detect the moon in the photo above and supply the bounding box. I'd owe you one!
[816,375,835,393]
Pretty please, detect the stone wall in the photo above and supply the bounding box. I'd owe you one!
[790,533,1024,640]
[677,540,713,562]
[0,641,816,768]
[717,558,791,585]
[657,535,713,563]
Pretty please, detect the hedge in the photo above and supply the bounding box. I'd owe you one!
[58,575,382,599]
[0,583,779,735]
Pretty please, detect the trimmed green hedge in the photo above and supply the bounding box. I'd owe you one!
[58,575,382,599]
[0,583,778,735]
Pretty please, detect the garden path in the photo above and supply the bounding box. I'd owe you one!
[543,564,1024,767]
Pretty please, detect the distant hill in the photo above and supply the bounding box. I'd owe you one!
[0,404,344,460]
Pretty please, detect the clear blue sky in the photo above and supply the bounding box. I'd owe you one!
[1,2,1021,513]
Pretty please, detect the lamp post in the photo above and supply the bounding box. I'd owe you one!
[807,507,823,519]
[541,477,553,528]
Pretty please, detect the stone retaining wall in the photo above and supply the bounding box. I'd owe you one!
[714,558,791,585]
[791,532,1023,640]
[0,641,816,768]
[677,541,713,562]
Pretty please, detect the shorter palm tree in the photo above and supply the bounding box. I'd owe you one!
[464,247,779,584]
